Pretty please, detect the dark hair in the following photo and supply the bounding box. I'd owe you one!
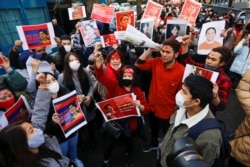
[211,46,232,65]
[162,38,181,53]
[205,27,216,34]
[63,52,90,95]
[60,35,71,41]
[0,121,63,167]
[105,49,124,64]
[0,121,41,167]
[39,29,48,35]
[184,75,213,109]
[117,65,139,87]
[171,24,180,31]
[0,83,17,111]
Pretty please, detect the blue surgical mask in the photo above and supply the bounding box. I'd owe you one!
[28,129,45,148]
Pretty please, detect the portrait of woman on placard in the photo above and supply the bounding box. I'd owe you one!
[83,23,101,47]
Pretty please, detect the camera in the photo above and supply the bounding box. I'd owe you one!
[166,137,209,167]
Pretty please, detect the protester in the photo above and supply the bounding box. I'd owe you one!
[180,35,232,115]
[159,75,222,167]
[57,52,96,149]
[94,55,150,166]
[94,49,124,99]
[229,69,250,167]
[228,30,250,89]
[135,39,185,152]
[0,74,71,167]
[0,52,27,91]
[36,72,84,167]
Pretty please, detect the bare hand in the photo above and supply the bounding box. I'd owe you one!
[213,83,219,95]
[0,52,11,71]
[36,73,47,89]
[132,100,141,107]
[31,59,41,73]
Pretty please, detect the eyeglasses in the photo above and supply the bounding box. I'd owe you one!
[0,93,13,100]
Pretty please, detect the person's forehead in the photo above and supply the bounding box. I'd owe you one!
[0,89,11,96]
[162,45,173,50]
[61,39,70,43]
[182,84,190,94]
[208,51,221,58]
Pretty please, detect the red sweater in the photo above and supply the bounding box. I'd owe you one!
[135,57,184,119]
[95,64,150,131]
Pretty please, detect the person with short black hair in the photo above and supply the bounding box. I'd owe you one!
[159,75,222,167]
[135,38,185,153]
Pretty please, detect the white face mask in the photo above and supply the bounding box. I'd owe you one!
[69,60,80,71]
[175,91,193,109]
[175,91,185,109]
[64,45,71,52]
[48,82,60,93]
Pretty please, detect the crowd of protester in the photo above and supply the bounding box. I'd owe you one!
[0,1,250,167]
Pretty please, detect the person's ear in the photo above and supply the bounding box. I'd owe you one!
[219,61,225,67]
[174,52,179,58]
[192,98,201,106]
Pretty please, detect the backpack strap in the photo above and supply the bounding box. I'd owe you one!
[189,118,221,140]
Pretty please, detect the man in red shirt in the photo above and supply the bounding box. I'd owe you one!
[135,39,185,152]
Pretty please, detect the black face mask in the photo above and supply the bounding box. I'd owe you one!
[235,24,243,28]
[122,79,133,87]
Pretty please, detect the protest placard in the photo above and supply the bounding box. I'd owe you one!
[142,0,163,23]
[79,20,101,47]
[100,33,120,47]
[16,22,56,50]
[115,11,135,31]
[182,64,219,83]
[178,0,202,26]
[139,17,154,39]
[53,90,87,138]
[91,3,115,23]
[95,93,141,122]
[0,96,31,129]
[165,19,188,40]
[197,20,225,55]
[68,6,86,20]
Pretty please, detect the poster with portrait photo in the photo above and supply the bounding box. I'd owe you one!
[95,93,141,122]
[53,90,87,138]
[91,3,115,23]
[100,33,120,47]
[142,0,163,23]
[16,22,56,50]
[0,95,31,129]
[182,64,219,83]
[197,20,225,55]
[68,6,86,20]
[165,19,188,40]
[178,0,201,26]
[139,17,154,39]
[79,20,101,47]
[115,11,135,31]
